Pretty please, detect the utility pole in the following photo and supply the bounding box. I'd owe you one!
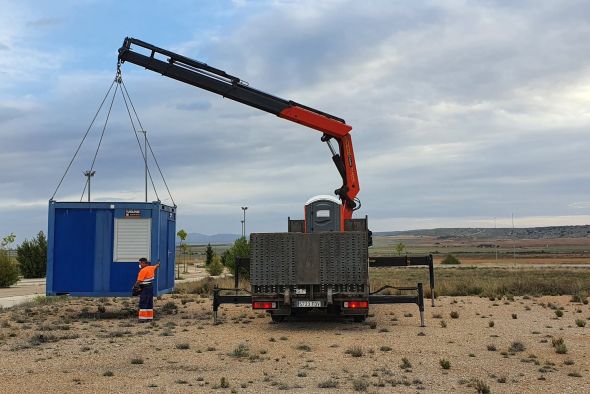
[83,170,96,202]
[138,130,148,202]
[241,220,245,238]
[241,206,248,238]
[512,213,516,264]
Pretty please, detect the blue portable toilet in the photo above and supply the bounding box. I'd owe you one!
[47,201,176,297]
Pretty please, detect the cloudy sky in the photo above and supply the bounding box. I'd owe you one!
[1,0,590,241]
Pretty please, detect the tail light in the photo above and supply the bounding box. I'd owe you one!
[343,301,368,309]
[252,301,277,309]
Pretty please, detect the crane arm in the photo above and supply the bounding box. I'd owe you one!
[118,37,359,219]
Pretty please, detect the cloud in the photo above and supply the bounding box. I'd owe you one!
[26,17,64,28]
[2,1,590,240]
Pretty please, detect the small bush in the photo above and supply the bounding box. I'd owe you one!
[555,342,568,354]
[400,357,412,370]
[352,378,369,392]
[229,343,250,358]
[440,320,447,328]
[318,379,338,388]
[296,344,311,352]
[161,301,178,314]
[472,379,491,394]
[555,309,563,318]
[567,371,582,377]
[450,311,459,319]
[175,343,190,350]
[103,371,114,377]
[206,255,224,276]
[380,346,392,352]
[487,344,497,351]
[439,359,451,369]
[575,319,586,327]
[441,254,461,265]
[488,321,495,328]
[345,346,364,357]
[509,341,525,353]
[130,358,144,364]
[512,313,518,319]
[0,250,19,288]
[220,376,230,388]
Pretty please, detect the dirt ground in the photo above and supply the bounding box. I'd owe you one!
[1,295,589,393]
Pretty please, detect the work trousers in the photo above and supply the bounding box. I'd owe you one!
[138,283,154,321]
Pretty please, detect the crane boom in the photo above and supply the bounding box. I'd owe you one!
[118,37,359,221]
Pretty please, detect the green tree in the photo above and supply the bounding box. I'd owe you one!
[176,229,188,277]
[0,233,19,288]
[205,243,214,266]
[223,237,250,279]
[206,255,224,276]
[395,242,406,256]
[17,231,47,278]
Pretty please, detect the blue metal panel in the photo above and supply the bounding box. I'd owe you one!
[47,201,176,297]
[52,208,96,293]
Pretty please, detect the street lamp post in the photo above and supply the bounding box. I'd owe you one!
[241,206,248,238]
[83,170,96,202]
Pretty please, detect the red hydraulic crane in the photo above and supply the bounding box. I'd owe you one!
[118,37,360,226]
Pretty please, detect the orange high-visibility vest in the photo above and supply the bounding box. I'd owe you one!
[137,265,157,284]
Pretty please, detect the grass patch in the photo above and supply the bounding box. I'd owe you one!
[369,267,590,297]
[318,379,338,389]
[130,358,144,365]
[229,343,250,358]
[352,378,369,391]
[175,343,190,350]
[345,346,364,357]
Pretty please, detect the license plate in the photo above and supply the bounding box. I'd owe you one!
[296,300,322,308]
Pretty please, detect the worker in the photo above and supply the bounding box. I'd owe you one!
[134,257,160,322]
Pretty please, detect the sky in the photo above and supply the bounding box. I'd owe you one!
[1,0,590,242]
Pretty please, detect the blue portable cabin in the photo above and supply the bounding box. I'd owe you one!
[47,201,176,297]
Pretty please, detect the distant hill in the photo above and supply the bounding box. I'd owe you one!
[375,225,590,239]
[183,233,240,245]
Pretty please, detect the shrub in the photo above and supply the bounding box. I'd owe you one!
[16,231,47,278]
[488,321,495,328]
[220,377,230,388]
[400,357,412,370]
[472,379,491,394]
[130,358,144,364]
[487,344,497,351]
[229,343,250,358]
[0,250,19,288]
[206,255,224,276]
[512,313,518,319]
[318,379,338,388]
[509,341,525,353]
[345,346,364,357]
[175,343,190,350]
[450,311,459,319]
[439,359,451,369]
[554,309,563,318]
[575,319,586,327]
[352,378,369,392]
[103,371,114,377]
[441,254,461,265]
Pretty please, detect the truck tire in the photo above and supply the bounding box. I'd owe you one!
[271,313,286,323]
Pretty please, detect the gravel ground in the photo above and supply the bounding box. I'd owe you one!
[0,294,589,393]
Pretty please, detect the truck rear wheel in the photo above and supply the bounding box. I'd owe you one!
[353,315,367,323]
[271,313,286,323]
